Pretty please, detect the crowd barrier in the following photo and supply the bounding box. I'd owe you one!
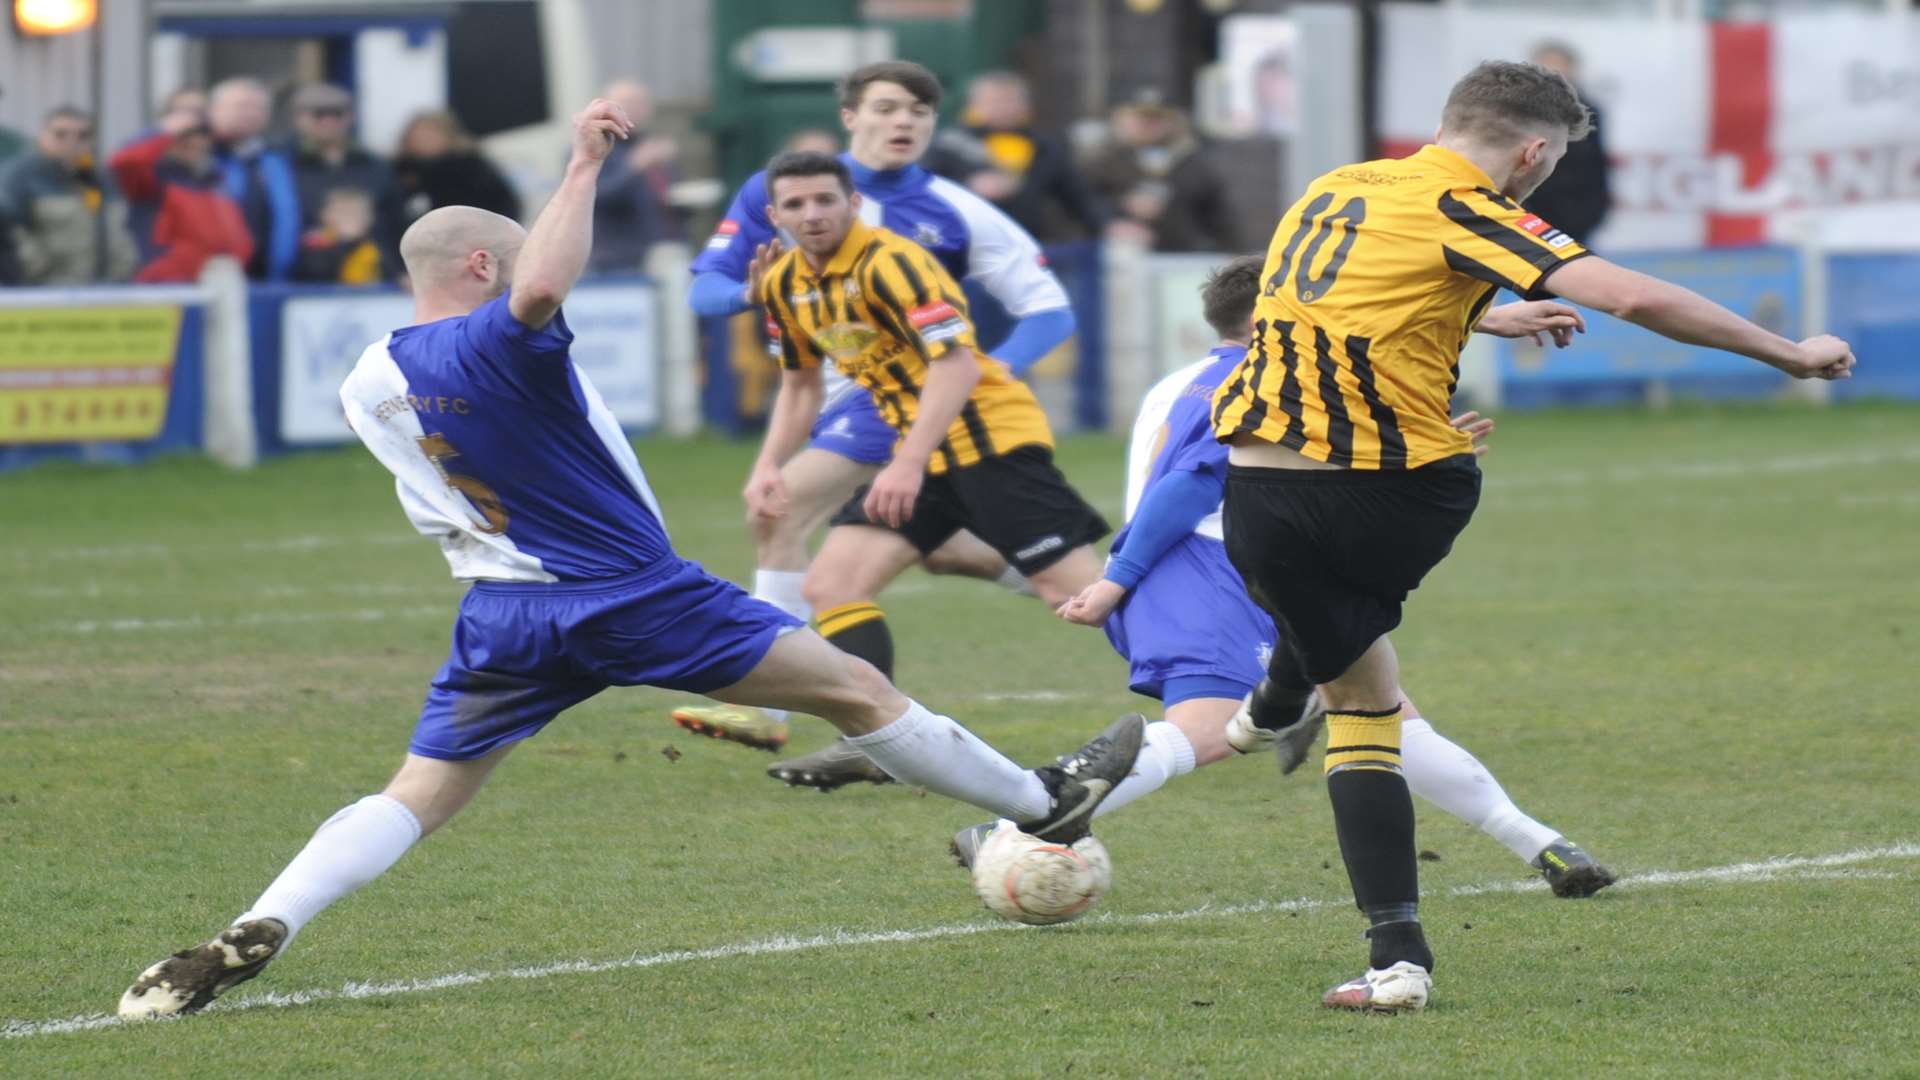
[1,242,1913,474]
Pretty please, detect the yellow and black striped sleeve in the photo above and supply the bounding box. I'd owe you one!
[1434,186,1588,299]
[757,257,823,371]
[861,242,978,363]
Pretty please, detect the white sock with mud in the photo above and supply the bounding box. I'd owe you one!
[1093,721,1195,818]
[845,700,1050,820]
[237,794,422,944]
[1400,716,1561,863]
[751,570,810,725]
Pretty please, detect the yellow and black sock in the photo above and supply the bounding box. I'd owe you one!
[816,601,893,680]
[1324,704,1432,972]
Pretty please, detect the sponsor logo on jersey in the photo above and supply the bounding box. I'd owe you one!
[706,219,740,250]
[908,301,959,329]
[1516,213,1575,250]
[810,321,883,365]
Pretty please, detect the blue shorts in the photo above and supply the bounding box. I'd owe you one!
[410,558,803,760]
[1103,534,1273,706]
[808,391,896,465]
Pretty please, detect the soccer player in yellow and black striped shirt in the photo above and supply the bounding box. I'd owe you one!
[744,152,1109,750]
[1211,61,1856,1013]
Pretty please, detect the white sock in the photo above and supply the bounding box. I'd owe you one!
[752,569,811,622]
[1092,720,1196,818]
[1400,716,1561,863]
[751,569,810,724]
[237,794,422,944]
[994,566,1034,597]
[845,701,1050,820]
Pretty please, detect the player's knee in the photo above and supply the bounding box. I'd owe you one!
[744,507,779,546]
[801,564,857,610]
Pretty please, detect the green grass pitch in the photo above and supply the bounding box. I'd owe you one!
[2,403,1917,1077]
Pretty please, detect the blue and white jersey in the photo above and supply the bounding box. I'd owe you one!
[1119,345,1247,545]
[696,156,1069,317]
[695,156,1070,406]
[340,294,670,583]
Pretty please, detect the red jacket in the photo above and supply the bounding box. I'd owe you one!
[110,132,254,283]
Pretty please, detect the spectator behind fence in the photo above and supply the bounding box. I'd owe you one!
[209,77,301,281]
[393,110,521,227]
[287,82,404,282]
[586,78,682,273]
[1082,90,1237,253]
[781,127,842,156]
[0,81,27,167]
[1523,42,1610,245]
[0,106,136,284]
[110,106,253,283]
[925,71,1108,243]
[0,83,19,283]
[295,187,382,285]
[120,87,209,155]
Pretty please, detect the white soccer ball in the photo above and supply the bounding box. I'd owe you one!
[970,819,1112,925]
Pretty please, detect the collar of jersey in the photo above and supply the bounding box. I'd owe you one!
[843,153,926,193]
[802,218,876,280]
[1410,144,1499,191]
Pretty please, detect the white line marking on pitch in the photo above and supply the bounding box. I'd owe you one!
[4,841,1915,1041]
[35,606,449,636]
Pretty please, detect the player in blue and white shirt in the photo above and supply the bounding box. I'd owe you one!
[1013,256,1615,897]
[117,99,1144,1022]
[673,62,1075,749]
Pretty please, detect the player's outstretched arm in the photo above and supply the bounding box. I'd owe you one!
[509,98,634,330]
[1545,257,1856,380]
[745,366,825,521]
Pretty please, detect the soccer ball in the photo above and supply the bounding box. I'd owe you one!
[969,820,1112,925]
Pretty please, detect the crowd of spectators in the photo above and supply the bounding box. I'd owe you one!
[0,76,558,288]
[3,58,1599,289]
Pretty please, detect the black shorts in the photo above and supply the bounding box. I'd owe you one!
[1222,454,1481,684]
[830,445,1110,576]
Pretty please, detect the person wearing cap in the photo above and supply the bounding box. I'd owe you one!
[1081,89,1238,253]
[286,82,404,282]
[109,104,254,283]
[923,71,1109,244]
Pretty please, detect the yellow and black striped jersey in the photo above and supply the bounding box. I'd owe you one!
[759,219,1052,474]
[1213,144,1589,470]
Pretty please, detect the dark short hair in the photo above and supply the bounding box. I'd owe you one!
[1441,60,1591,144]
[1200,255,1265,340]
[839,61,943,111]
[765,151,854,200]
